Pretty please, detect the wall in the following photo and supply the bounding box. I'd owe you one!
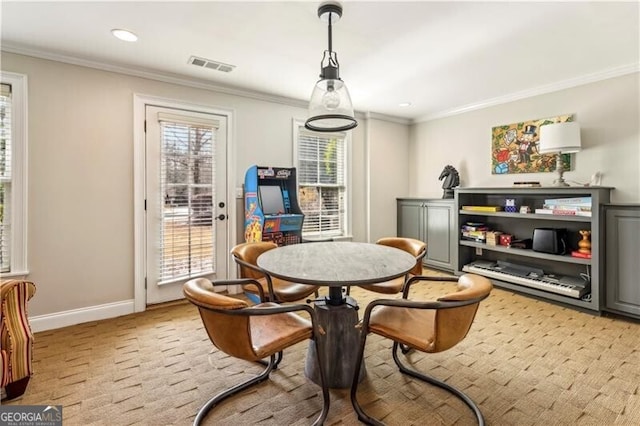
[1,52,405,318]
[368,118,410,242]
[6,50,634,322]
[409,73,640,203]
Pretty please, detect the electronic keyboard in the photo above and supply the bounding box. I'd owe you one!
[463,260,589,299]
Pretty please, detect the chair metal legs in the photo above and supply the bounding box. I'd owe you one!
[312,327,331,426]
[350,324,384,426]
[350,338,484,426]
[391,342,485,426]
[195,347,329,426]
[257,350,283,369]
[194,354,276,426]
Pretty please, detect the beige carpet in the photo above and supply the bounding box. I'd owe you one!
[4,271,640,425]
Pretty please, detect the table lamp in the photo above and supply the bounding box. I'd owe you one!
[539,121,582,186]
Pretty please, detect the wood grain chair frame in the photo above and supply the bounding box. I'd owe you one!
[350,274,492,426]
[183,278,330,426]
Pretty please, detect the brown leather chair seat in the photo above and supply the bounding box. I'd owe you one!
[351,273,493,425]
[231,242,319,302]
[358,237,426,294]
[183,277,329,425]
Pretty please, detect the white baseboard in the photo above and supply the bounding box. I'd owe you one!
[30,299,135,333]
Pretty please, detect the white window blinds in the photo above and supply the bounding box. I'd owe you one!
[297,129,346,237]
[157,113,218,284]
[0,83,12,272]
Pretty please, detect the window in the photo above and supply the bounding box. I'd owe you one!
[294,123,348,237]
[0,73,27,276]
[157,111,218,283]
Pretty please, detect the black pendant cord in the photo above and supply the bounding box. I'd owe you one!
[327,13,333,53]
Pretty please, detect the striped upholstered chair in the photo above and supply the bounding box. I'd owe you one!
[1,279,36,400]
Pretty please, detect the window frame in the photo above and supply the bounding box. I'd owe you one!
[0,72,28,276]
[157,113,218,284]
[293,119,351,239]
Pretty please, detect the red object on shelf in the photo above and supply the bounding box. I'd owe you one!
[571,250,592,259]
[499,234,512,246]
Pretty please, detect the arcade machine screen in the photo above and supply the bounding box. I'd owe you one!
[259,185,285,215]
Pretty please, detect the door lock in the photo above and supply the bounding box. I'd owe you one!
[215,214,227,221]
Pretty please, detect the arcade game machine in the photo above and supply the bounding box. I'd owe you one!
[244,165,304,246]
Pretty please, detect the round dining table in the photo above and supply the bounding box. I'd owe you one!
[257,241,416,388]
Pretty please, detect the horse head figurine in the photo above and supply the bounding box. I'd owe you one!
[438,165,460,199]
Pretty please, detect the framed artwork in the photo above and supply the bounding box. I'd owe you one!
[491,114,573,174]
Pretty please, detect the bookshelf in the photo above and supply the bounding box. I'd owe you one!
[455,187,612,313]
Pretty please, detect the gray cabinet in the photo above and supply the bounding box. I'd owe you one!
[455,187,612,313]
[604,205,640,318]
[397,198,454,271]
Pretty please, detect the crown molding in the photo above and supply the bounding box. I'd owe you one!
[1,43,311,109]
[4,43,635,126]
[358,111,411,125]
[414,62,640,123]
[2,43,412,126]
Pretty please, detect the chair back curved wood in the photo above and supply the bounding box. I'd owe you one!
[351,273,492,425]
[231,242,319,302]
[183,277,329,425]
[358,237,426,294]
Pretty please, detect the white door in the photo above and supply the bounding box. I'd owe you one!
[145,105,228,305]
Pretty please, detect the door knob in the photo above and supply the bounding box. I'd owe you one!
[215,214,227,221]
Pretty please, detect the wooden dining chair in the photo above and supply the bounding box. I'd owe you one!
[231,242,320,303]
[183,277,330,426]
[351,273,493,426]
[357,237,426,294]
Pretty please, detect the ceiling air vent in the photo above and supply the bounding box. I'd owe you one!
[188,56,235,73]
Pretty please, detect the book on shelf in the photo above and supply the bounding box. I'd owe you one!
[571,250,592,259]
[461,230,487,240]
[513,181,541,187]
[542,204,592,212]
[462,223,488,232]
[461,206,503,212]
[535,208,592,217]
[544,196,592,206]
[461,235,486,243]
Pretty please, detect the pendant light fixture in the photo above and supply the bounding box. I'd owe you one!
[305,2,358,132]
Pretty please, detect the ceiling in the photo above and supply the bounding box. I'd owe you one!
[2,1,638,121]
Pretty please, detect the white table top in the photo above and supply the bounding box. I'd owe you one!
[257,241,416,287]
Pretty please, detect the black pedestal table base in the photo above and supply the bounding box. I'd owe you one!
[305,296,366,389]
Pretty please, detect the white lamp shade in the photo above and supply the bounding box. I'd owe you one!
[539,122,582,154]
[306,78,357,132]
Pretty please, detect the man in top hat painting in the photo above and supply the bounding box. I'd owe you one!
[516,124,537,164]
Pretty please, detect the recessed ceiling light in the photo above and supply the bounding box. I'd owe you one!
[111,29,138,42]
[398,102,412,107]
